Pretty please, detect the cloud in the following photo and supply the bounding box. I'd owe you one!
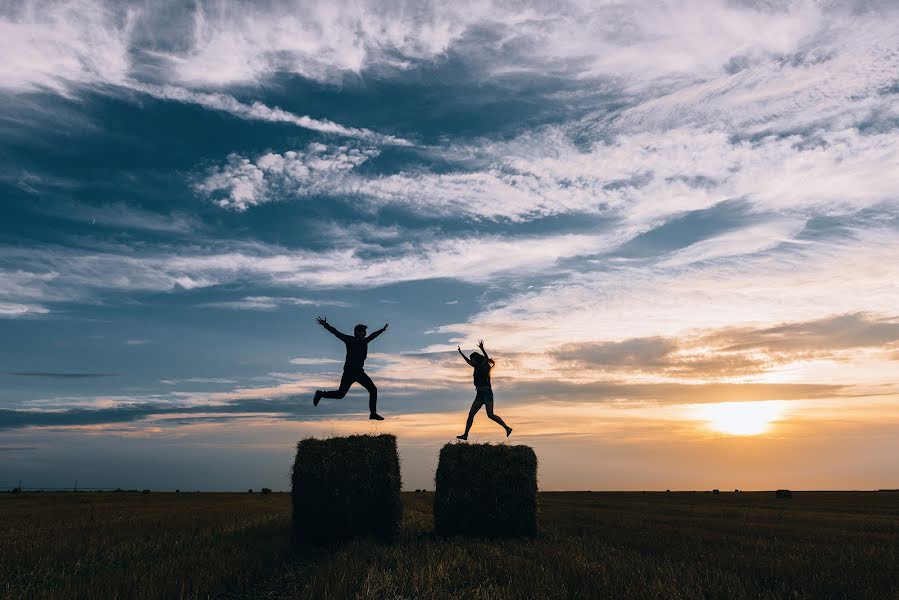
[144,0,482,87]
[198,127,899,226]
[54,203,202,235]
[198,296,350,311]
[160,378,237,385]
[606,13,899,136]
[436,226,899,360]
[554,337,680,369]
[708,313,899,355]
[125,339,150,345]
[4,0,896,154]
[658,218,807,268]
[550,313,899,379]
[0,302,50,317]
[288,358,342,365]
[131,84,410,145]
[0,379,850,432]
[0,0,134,93]
[194,143,379,211]
[0,226,622,317]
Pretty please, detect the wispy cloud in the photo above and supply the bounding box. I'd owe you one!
[131,84,410,145]
[54,203,202,235]
[0,228,622,317]
[0,302,50,317]
[0,0,134,93]
[9,372,116,379]
[436,226,899,359]
[0,378,853,432]
[198,296,350,311]
[197,127,899,224]
[288,357,342,365]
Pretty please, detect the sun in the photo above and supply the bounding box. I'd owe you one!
[694,400,786,436]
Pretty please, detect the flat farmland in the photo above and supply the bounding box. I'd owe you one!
[2,491,897,599]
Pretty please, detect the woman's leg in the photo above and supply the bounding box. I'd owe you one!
[483,390,512,435]
[458,394,484,439]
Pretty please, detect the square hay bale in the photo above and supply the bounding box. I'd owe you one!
[434,442,537,537]
[291,434,401,544]
[776,489,793,499]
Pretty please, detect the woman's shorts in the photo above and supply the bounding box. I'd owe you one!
[473,387,494,411]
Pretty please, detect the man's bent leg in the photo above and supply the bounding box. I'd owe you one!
[321,371,354,399]
[356,371,380,417]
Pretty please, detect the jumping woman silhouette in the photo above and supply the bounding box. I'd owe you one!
[313,316,388,420]
[456,339,512,440]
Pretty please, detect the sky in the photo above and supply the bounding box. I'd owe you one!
[2,0,898,492]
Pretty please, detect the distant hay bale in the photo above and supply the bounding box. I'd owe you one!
[291,434,401,544]
[141,489,150,495]
[261,488,272,495]
[712,489,720,495]
[248,489,253,493]
[434,442,537,537]
[776,489,792,499]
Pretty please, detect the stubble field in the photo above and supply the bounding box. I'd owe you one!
[2,490,897,599]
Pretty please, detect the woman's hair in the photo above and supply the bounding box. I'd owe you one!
[470,352,495,368]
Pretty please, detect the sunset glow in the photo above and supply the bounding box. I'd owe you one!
[693,401,786,437]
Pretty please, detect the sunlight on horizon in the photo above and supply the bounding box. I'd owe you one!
[693,400,787,436]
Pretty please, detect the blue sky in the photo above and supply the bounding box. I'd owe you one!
[2,0,898,491]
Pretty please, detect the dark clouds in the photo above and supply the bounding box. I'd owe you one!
[10,372,117,379]
[709,313,899,354]
[551,313,899,377]
[0,379,850,432]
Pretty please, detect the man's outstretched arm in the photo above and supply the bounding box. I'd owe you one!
[317,316,350,341]
[458,346,473,366]
[366,323,389,343]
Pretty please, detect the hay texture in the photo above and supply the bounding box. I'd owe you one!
[291,434,402,544]
[434,442,537,537]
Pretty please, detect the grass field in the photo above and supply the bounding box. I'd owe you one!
[2,490,897,599]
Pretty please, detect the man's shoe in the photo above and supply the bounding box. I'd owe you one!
[369,412,385,421]
[456,434,468,441]
[506,427,513,438]
[313,390,322,407]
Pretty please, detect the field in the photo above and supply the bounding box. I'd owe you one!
[2,490,897,599]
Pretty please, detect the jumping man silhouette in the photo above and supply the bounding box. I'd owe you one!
[457,339,512,440]
[313,317,388,420]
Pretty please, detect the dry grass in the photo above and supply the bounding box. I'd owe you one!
[2,490,897,599]
[0,491,291,599]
